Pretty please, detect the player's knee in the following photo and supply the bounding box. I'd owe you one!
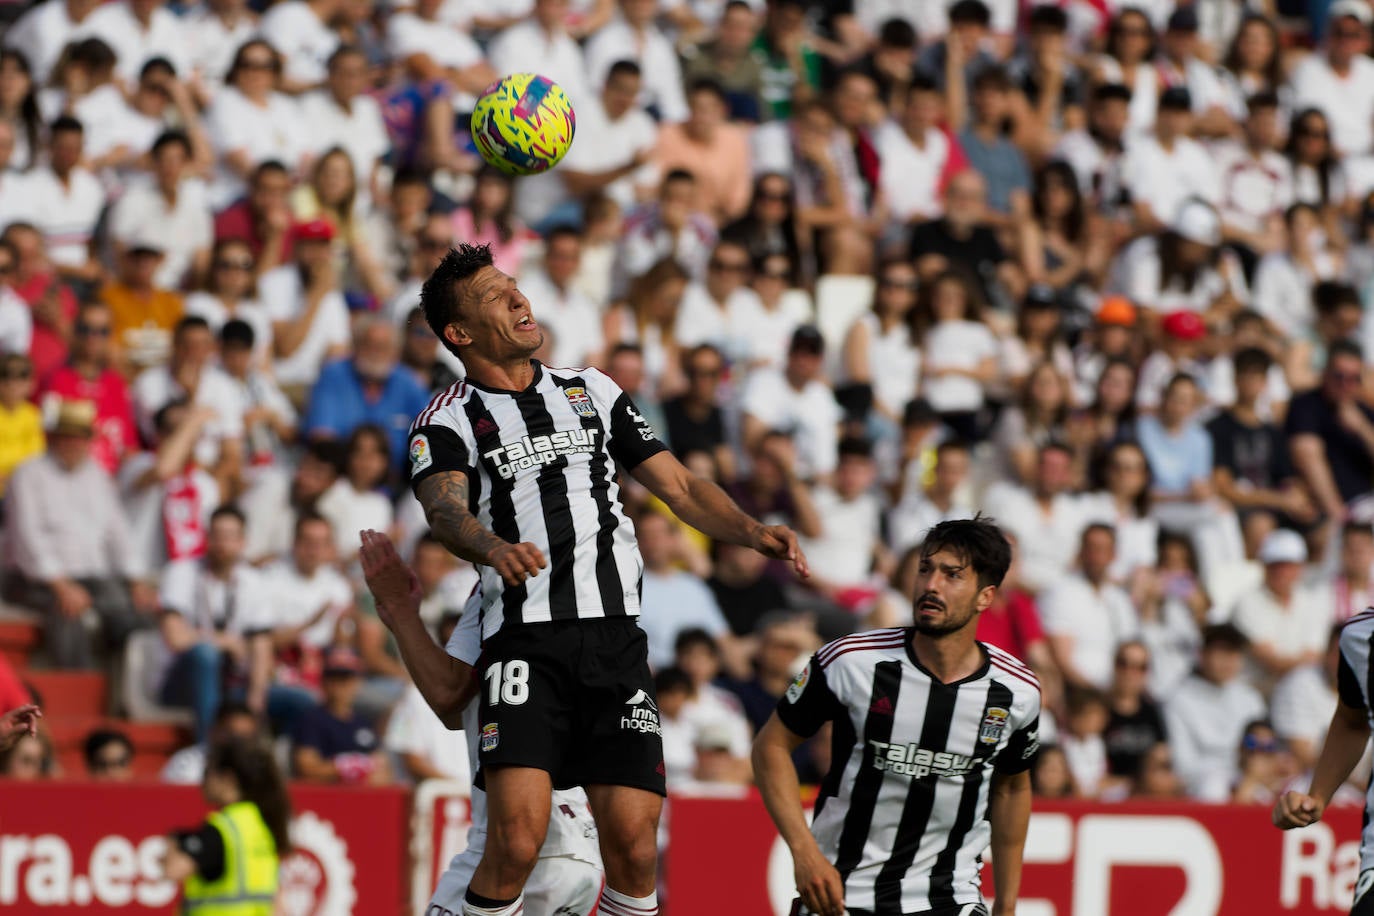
[486,828,542,875]
[601,817,658,877]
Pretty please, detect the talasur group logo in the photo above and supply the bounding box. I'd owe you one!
[277,811,358,916]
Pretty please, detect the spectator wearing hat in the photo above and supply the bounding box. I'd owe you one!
[3,399,154,669]
[1156,7,1236,137]
[0,352,42,494]
[108,131,214,291]
[1135,309,1208,411]
[1073,295,1139,403]
[1120,87,1220,236]
[100,233,186,373]
[259,218,350,399]
[291,645,393,785]
[1230,529,1332,690]
[1285,340,1374,522]
[1291,0,1374,156]
[1164,622,1266,800]
[1111,198,1242,324]
[740,325,841,484]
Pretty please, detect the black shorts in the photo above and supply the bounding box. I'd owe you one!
[474,616,666,796]
[1355,870,1374,916]
[794,905,988,916]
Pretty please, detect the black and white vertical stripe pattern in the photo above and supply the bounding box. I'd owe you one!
[807,630,1041,915]
[1335,610,1374,876]
[410,364,659,641]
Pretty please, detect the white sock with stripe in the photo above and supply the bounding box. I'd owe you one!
[461,890,523,915]
[599,887,659,916]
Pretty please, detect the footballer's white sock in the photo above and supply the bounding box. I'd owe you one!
[598,887,659,916]
[461,890,523,915]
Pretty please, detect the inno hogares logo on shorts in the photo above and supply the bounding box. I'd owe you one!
[621,689,661,735]
[482,429,601,479]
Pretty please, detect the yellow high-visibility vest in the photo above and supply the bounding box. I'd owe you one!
[182,801,278,916]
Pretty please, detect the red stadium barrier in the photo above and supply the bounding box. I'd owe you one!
[664,793,1368,916]
[0,781,410,914]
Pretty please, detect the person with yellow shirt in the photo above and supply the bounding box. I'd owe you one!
[160,737,290,916]
[101,236,184,374]
[0,353,44,494]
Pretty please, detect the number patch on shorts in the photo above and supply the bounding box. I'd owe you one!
[485,659,530,705]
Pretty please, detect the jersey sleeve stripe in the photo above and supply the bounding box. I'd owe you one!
[818,638,907,670]
[817,628,906,665]
[985,644,1036,674]
[990,658,1040,691]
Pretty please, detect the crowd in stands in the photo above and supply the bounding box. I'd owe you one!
[0,0,1372,810]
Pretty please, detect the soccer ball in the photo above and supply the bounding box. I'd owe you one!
[470,73,577,177]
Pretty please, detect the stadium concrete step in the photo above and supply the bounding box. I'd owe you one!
[23,670,109,717]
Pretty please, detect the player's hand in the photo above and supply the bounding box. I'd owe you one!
[487,541,548,587]
[0,704,41,752]
[752,524,811,579]
[359,529,424,630]
[1272,791,1325,829]
[794,847,845,916]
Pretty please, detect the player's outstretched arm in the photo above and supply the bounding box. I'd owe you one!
[753,714,845,916]
[631,452,810,579]
[359,529,473,728]
[1273,699,1370,830]
[416,471,547,586]
[988,769,1032,916]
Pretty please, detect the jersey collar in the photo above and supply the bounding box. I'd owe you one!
[904,630,992,687]
[463,360,544,395]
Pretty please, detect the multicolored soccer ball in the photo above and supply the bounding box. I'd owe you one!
[470,73,576,176]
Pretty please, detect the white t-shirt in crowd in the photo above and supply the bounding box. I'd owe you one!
[1110,235,1237,313]
[259,558,355,648]
[798,487,882,590]
[108,177,215,290]
[184,9,258,93]
[1119,134,1221,225]
[488,21,592,110]
[119,456,220,578]
[1251,250,1336,339]
[257,0,339,87]
[1038,574,1140,689]
[386,11,485,108]
[740,369,841,480]
[1290,53,1374,156]
[317,478,394,559]
[83,1,191,84]
[1165,673,1267,801]
[982,482,1092,593]
[0,285,32,356]
[517,270,605,369]
[385,684,473,785]
[205,88,309,209]
[1231,583,1333,673]
[921,320,996,413]
[548,94,659,218]
[673,283,767,366]
[584,20,688,123]
[21,166,105,268]
[131,364,246,467]
[184,292,275,364]
[298,90,390,187]
[843,312,921,419]
[3,0,94,83]
[874,121,949,223]
[1270,663,1337,752]
[258,265,351,387]
[1212,142,1293,236]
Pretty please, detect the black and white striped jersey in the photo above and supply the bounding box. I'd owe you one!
[778,630,1041,915]
[1335,609,1374,879]
[408,361,666,641]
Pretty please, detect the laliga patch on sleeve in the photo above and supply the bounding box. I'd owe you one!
[785,662,810,704]
[409,434,433,476]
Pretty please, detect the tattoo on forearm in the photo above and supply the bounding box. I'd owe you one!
[416,472,508,565]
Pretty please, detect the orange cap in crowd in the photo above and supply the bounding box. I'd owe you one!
[1096,296,1137,326]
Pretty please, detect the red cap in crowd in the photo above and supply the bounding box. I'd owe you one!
[292,219,336,243]
[1161,311,1207,341]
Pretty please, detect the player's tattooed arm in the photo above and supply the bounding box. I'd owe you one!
[417,471,547,585]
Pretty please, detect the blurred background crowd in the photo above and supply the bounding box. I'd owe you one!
[0,0,1371,811]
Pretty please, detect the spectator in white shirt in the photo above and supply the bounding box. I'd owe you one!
[160,700,261,784]
[615,169,718,293]
[585,0,689,122]
[259,510,355,655]
[1155,7,1236,137]
[0,238,30,356]
[1120,86,1220,234]
[204,41,310,210]
[260,219,351,393]
[1040,524,1140,691]
[83,0,190,87]
[257,0,341,92]
[386,611,472,785]
[1055,82,1132,208]
[740,324,841,484]
[1164,622,1267,801]
[1252,202,1341,338]
[1289,0,1374,156]
[186,240,274,369]
[916,269,999,441]
[24,115,104,283]
[1215,91,1292,267]
[799,437,888,609]
[674,239,766,364]
[516,226,605,368]
[387,0,497,108]
[183,0,257,102]
[108,131,214,290]
[983,443,1092,593]
[489,0,592,110]
[1231,528,1332,691]
[875,75,955,227]
[299,46,390,203]
[673,627,754,759]
[2,0,101,84]
[1271,624,1342,773]
[888,439,975,554]
[1111,199,1241,320]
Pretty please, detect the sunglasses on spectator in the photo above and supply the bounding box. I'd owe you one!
[214,258,254,271]
[76,324,111,337]
[1242,735,1281,753]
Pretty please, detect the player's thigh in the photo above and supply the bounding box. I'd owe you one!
[484,766,555,852]
[522,856,605,916]
[426,849,484,916]
[583,783,662,854]
[477,626,577,781]
[571,619,667,796]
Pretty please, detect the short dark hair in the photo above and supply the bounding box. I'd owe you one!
[1342,521,1374,541]
[327,43,365,69]
[50,114,83,136]
[935,439,970,459]
[1329,339,1364,364]
[948,0,991,25]
[607,59,642,81]
[663,168,696,187]
[608,342,645,362]
[420,242,495,357]
[1233,346,1272,375]
[910,73,939,94]
[1201,622,1249,651]
[251,159,289,184]
[213,700,256,725]
[688,77,729,106]
[1093,82,1133,104]
[151,130,192,158]
[1029,3,1069,30]
[1247,90,1280,113]
[971,66,1012,93]
[303,439,346,474]
[674,627,719,657]
[220,318,256,349]
[654,666,693,696]
[173,315,212,340]
[139,56,176,81]
[210,504,247,528]
[543,223,582,246]
[1082,522,1116,544]
[838,436,873,460]
[920,515,1013,590]
[83,729,132,769]
[294,508,333,540]
[1313,280,1361,315]
[879,18,918,47]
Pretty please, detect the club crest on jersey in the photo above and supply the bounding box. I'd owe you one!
[481,723,499,752]
[564,386,596,418]
[980,707,1010,745]
[409,434,432,476]
[785,663,810,703]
